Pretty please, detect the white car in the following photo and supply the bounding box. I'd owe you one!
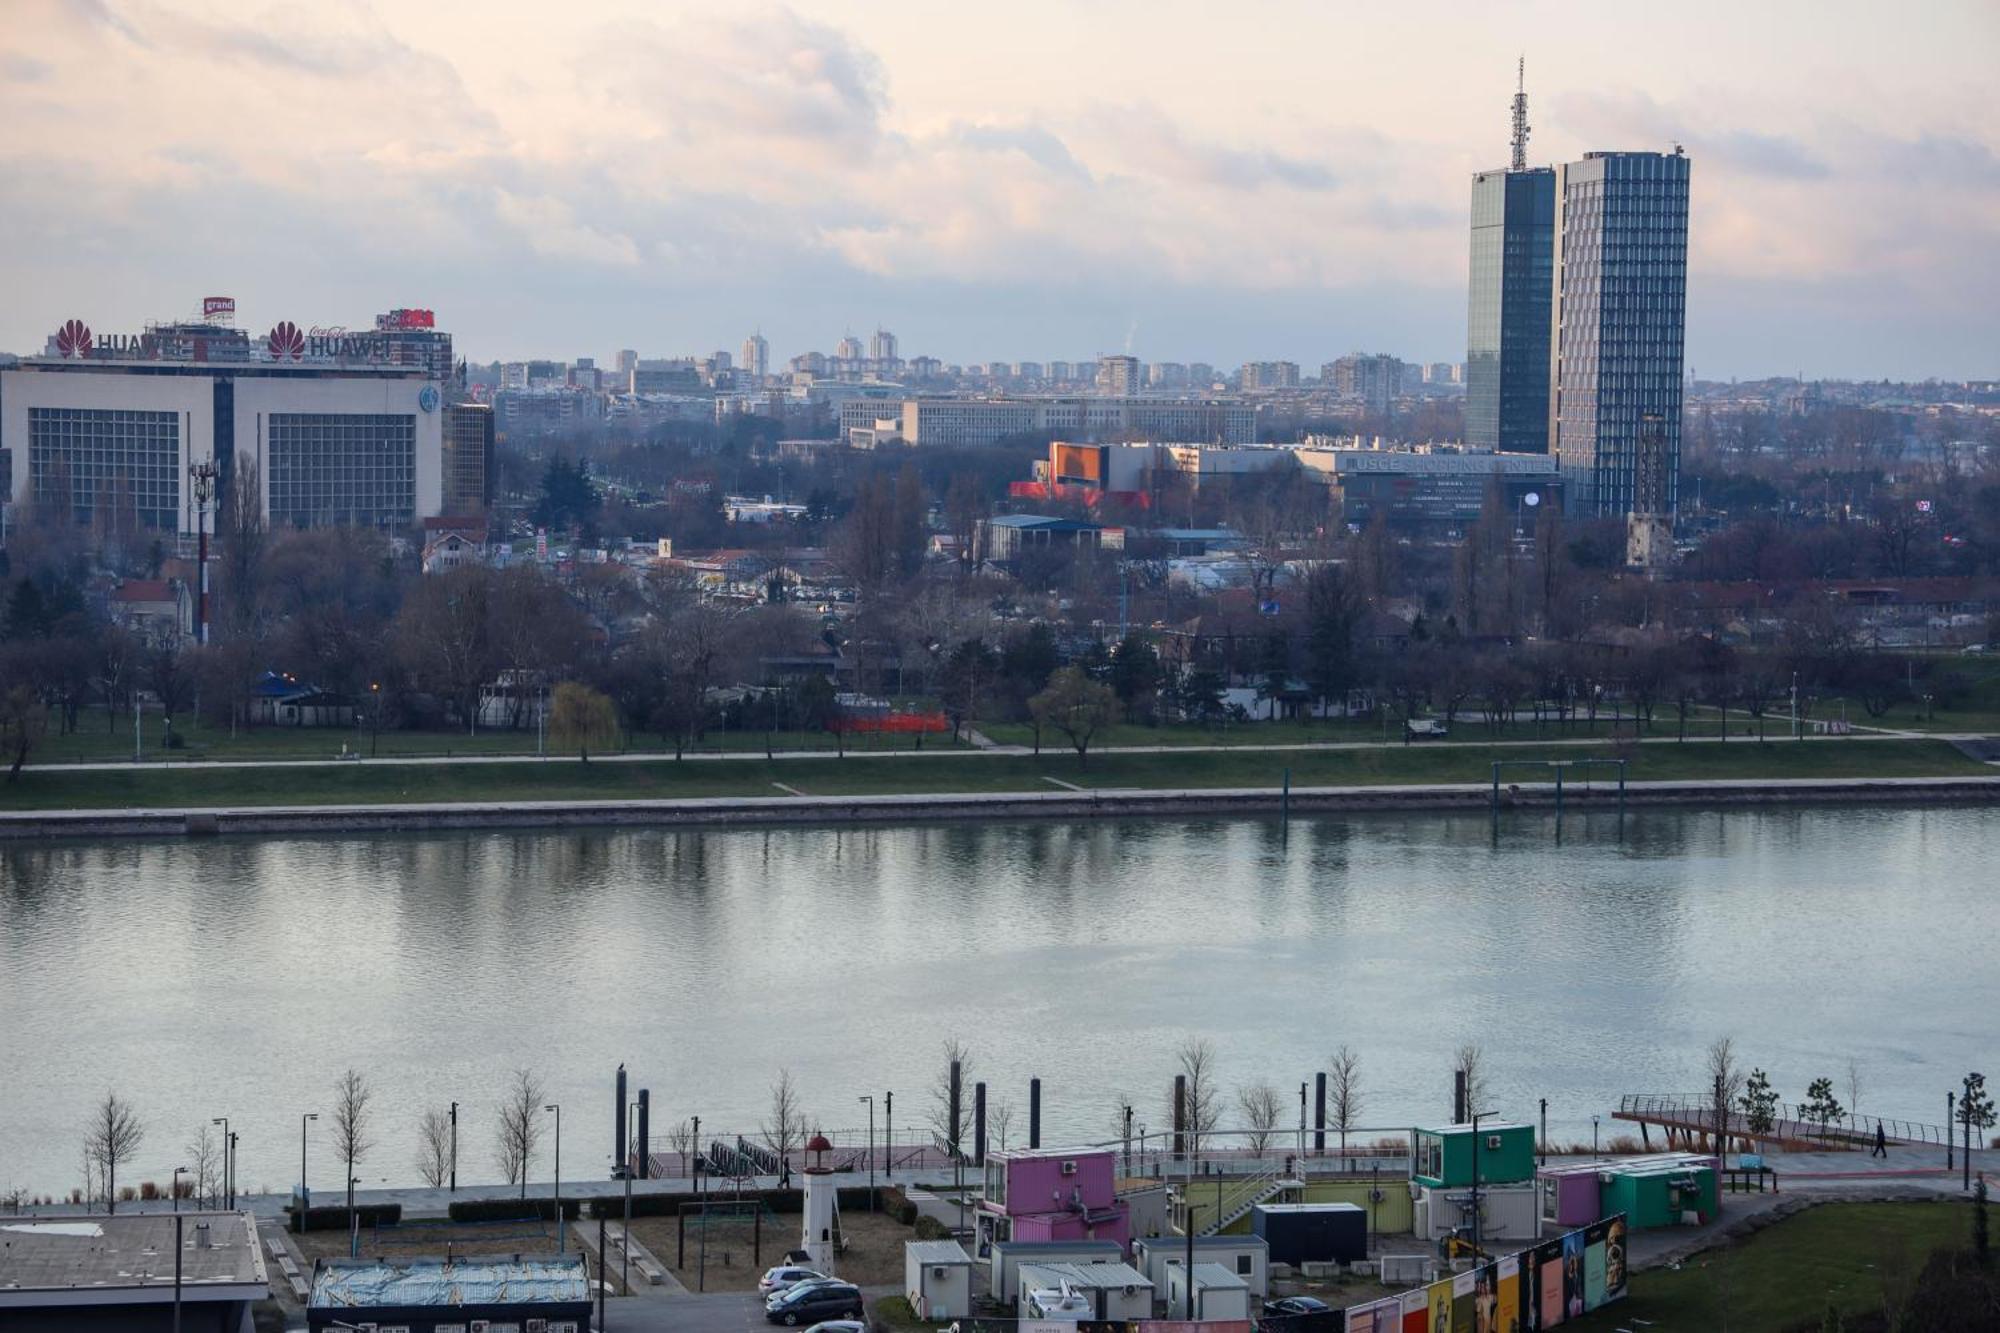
[804,1322,868,1333]
[759,1265,828,1296]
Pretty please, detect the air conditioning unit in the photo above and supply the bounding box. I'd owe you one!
[1486,1135,1503,1150]
[934,1267,949,1278]
[1060,1161,1078,1176]
[1123,1285,1139,1296]
[470,1322,491,1333]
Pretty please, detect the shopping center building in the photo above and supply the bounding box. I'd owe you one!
[2,302,464,535]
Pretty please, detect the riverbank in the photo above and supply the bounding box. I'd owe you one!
[2,766,1996,839]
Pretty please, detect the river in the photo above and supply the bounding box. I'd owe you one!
[2,804,1993,1199]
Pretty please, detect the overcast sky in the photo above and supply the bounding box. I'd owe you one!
[2,0,1995,379]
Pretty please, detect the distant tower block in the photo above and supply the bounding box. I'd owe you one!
[1628,413,1676,572]
[802,1133,838,1273]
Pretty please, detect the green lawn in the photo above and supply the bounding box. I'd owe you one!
[1568,1200,1973,1332]
[0,738,1985,811]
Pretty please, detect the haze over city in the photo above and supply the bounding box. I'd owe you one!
[3,0,1996,377]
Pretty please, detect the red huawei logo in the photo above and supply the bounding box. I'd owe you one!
[56,319,92,357]
[268,321,305,360]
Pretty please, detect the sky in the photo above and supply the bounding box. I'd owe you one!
[1,0,1996,379]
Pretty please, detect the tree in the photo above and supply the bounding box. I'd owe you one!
[938,638,1000,741]
[1739,1068,1780,1137]
[1845,1059,1863,1135]
[1961,1072,1996,1153]
[496,1068,547,1196]
[0,683,46,779]
[927,1040,975,1155]
[1171,1037,1221,1157]
[187,1122,223,1209]
[549,681,620,760]
[1029,666,1121,769]
[1303,565,1361,723]
[1237,1083,1284,1153]
[1455,1042,1490,1116]
[330,1069,373,1218]
[85,1092,143,1213]
[1328,1046,1363,1159]
[763,1068,807,1167]
[1707,1037,1744,1151]
[1800,1077,1846,1140]
[1107,634,1163,724]
[416,1109,453,1189]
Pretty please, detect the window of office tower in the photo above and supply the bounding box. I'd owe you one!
[267,412,416,528]
[28,407,182,529]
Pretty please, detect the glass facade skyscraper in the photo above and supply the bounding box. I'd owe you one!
[1466,167,1554,453]
[1552,150,1691,516]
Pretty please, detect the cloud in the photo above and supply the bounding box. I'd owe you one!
[1,53,53,82]
[490,189,642,267]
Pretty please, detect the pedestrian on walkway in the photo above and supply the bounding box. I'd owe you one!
[780,1155,792,1189]
[1872,1123,1887,1158]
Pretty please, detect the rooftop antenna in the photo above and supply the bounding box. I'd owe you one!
[1509,57,1530,172]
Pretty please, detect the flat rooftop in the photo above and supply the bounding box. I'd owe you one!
[310,1255,589,1308]
[0,1213,266,1300]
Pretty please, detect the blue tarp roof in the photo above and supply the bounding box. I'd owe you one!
[310,1256,589,1308]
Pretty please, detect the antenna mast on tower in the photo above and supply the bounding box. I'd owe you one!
[1509,57,1530,171]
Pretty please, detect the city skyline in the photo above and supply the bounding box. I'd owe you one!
[0,1,1995,378]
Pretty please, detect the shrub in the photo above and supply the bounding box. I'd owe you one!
[448,1196,580,1223]
[912,1214,949,1240]
[880,1186,918,1225]
[284,1203,403,1232]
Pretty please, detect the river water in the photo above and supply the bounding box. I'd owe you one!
[2,805,1994,1199]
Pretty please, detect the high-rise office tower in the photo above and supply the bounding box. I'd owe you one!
[1467,62,1555,454]
[869,328,898,363]
[1552,148,1691,516]
[741,333,768,380]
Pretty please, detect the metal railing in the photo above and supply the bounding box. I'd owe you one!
[1617,1093,1950,1147]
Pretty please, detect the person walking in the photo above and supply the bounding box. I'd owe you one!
[1872,1123,1887,1158]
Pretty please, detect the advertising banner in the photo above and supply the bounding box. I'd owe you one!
[1428,1277,1452,1331]
[1582,1220,1609,1311]
[1536,1237,1566,1326]
[203,296,235,319]
[1401,1286,1428,1333]
[1495,1256,1520,1333]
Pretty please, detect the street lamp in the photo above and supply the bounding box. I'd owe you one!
[545,1104,563,1253]
[859,1096,875,1206]
[1592,1115,1601,1157]
[1469,1108,1497,1259]
[299,1114,318,1233]
[173,1166,189,1213]
[211,1118,230,1210]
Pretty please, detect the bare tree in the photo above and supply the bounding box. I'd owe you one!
[991,1099,1016,1153]
[1455,1042,1490,1116]
[1845,1058,1864,1134]
[85,1093,144,1214]
[1171,1037,1221,1157]
[1706,1037,1744,1152]
[1237,1083,1284,1154]
[762,1069,806,1168]
[666,1117,697,1166]
[415,1109,453,1189]
[1328,1046,1363,1158]
[329,1069,373,1217]
[927,1039,976,1154]
[186,1123,222,1209]
[495,1068,547,1196]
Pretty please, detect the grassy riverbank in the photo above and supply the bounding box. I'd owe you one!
[0,738,1986,811]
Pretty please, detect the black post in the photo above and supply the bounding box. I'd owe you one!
[1949,1093,1956,1170]
[173,1213,183,1333]
[885,1091,893,1177]
[1124,1104,1135,1173]
[1454,1070,1467,1125]
[449,1101,458,1192]
[1965,1076,1977,1193]
[598,1213,608,1330]
[974,1082,987,1166]
[1539,1098,1548,1167]
[1030,1078,1042,1150]
[616,1065,628,1172]
[228,1132,238,1211]
[1315,1072,1327,1155]
[948,1061,962,1160]
[1470,1110,1483,1259]
[637,1090,651,1179]
[1174,1074,1188,1160]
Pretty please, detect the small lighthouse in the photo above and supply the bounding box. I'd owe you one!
[801,1133,839,1274]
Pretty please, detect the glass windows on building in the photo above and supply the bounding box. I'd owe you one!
[27,407,182,528]
[267,412,416,528]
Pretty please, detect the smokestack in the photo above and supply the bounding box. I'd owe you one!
[616,1065,627,1169]
[637,1089,651,1179]
[1315,1072,1327,1155]
[974,1082,987,1165]
[948,1060,962,1158]
[1453,1070,1467,1125]
[1030,1078,1042,1149]
[1174,1074,1187,1160]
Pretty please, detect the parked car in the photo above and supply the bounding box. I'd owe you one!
[758,1265,827,1296]
[766,1281,864,1325]
[1262,1295,1339,1331]
[1264,1296,1334,1317]
[1405,717,1449,739]
[803,1322,868,1333]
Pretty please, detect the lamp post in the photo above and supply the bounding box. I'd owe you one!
[1592,1115,1601,1157]
[884,1091,893,1178]
[211,1118,230,1210]
[370,682,381,758]
[859,1096,875,1206]
[449,1102,458,1192]
[1469,1108,1495,1259]
[546,1103,563,1252]
[298,1114,317,1232]
[188,460,216,646]
[1539,1098,1548,1167]
[173,1166,189,1213]
[1949,1093,1955,1171]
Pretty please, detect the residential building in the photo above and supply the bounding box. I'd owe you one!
[1467,166,1557,451]
[1095,354,1142,395]
[1148,361,1190,389]
[835,334,865,361]
[899,396,1255,448]
[1328,353,1406,414]
[441,401,494,514]
[1239,361,1301,392]
[1553,149,1691,516]
[741,332,769,380]
[616,348,638,375]
[978,1148,1132,1251]
[870,328,899,364]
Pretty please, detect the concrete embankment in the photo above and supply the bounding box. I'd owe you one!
[2,774,1997,841]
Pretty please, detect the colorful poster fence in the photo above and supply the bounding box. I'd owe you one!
[1342,1215,1627,1332]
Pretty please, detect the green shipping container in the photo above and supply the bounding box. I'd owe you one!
[1410,1122,1536,1189]
[1598,1161,1719,1228]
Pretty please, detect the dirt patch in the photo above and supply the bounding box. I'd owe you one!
[286,1215,568,1265]
[629,1204,918,1293]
